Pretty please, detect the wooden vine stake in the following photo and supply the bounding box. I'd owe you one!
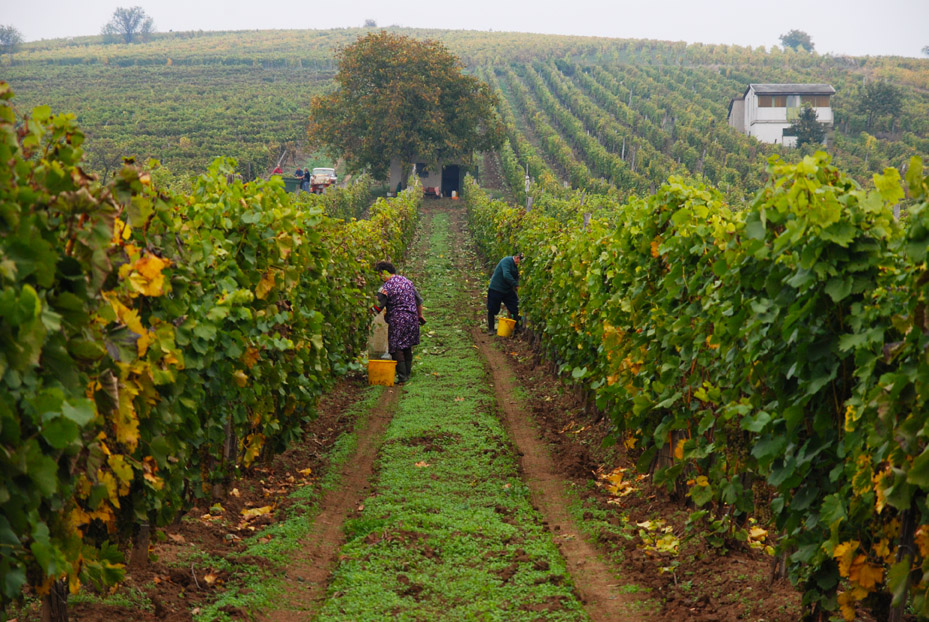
[40,578,69,622]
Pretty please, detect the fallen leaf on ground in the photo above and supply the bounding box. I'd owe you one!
[229,488,240,498]
[241,505,273,519]
[168,534,186,544]
[415,461,431,468]
[299,467,312,476]
[203,573,217,585]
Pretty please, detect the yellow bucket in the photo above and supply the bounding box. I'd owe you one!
[496,317,517,337]
[368,359,397,386]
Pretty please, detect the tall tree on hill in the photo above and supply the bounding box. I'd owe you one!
[786,104,826,147]
[0,25,23,63]
[101,6,154,44]
[859,80,903,132]
[922,45,929,58]
[307,31,505,180]
[779,29,814,52]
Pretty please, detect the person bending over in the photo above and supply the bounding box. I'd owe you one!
[487,252,522,335]
[370,261,426,384]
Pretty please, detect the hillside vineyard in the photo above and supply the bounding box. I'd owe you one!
[1,26,929,622]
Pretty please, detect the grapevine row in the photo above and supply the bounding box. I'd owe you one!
[465,155,929,620]
[0,86,419,608]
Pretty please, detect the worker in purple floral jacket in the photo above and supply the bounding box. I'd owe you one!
[370,261,426,384]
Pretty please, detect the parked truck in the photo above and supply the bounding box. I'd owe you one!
[310,167,337,194]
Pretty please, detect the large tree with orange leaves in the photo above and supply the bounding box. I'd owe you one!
[307,31,504,180]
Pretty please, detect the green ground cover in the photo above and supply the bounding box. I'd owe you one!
[312,210,588,621]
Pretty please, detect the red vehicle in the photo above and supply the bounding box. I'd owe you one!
[310,167,337,193]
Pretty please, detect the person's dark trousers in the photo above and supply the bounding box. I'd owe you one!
[391,347,413,383]
[487,288,519,333]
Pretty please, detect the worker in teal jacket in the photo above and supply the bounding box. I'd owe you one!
[487,252,522,334]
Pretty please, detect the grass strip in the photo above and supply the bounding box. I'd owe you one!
[315,209,589,621]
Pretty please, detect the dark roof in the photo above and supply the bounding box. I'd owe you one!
[749,83,835,95]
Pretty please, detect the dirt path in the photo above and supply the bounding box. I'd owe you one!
[261,386,400,622]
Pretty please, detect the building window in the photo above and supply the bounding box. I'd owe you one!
[773,95,787,107]
[816,95,830,107]
[758,95,773,107]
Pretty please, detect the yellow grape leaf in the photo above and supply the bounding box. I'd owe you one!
[114,380,141,451]
[143,472,164,490]
[203,573,217,585]
[849,556,883,589]
[242,346,260,369]
[255,270,275,300]
[107,295,145,335]
[915,526,929,558]
[837,591,858,622]
[673,439,685,460]
[694,475,709,487]
[112,217,132,245]
[834,541,859,577]
[298,468,312,476]
[241,505,273,519]
[242,433,265,467]
[624,434,637,449]
[873,538,892,563]
[873,468,889,514]
[233,370,248,388]
[136,255,168,280]
[136,329,153,357]
[141,456,164,490]
[748,526,768,542]
[108,454,134,495]
[128,255,169,297]
[97,470,120,509]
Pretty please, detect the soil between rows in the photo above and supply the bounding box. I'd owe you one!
[18,201,813,622]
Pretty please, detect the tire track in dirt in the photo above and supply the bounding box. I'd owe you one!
[260,386,400,622]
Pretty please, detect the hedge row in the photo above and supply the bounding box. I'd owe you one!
[0,84,420,606]
[465,154,929,620]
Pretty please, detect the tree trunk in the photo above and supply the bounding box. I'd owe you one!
[40,578,69,622]
[130,522,151,569]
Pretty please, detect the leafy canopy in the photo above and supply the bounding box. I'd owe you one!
[779,29,814,52]
[858,80,903,130]
[307,31,504,179]
[101,6,154,44]
[787,103,826,147]
[0,25,23,59]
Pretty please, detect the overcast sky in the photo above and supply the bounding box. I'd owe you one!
[3,0,928,58]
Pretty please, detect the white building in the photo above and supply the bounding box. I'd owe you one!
[728,84,835,147]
